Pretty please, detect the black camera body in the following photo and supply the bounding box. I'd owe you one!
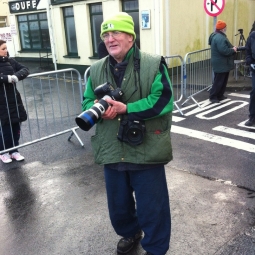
[94,82,123,101]
[117,119,146,146]
[75,83,124,131]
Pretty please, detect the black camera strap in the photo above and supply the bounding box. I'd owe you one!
[133,44,142,99]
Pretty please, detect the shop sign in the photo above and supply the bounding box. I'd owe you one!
[9,0,40,13]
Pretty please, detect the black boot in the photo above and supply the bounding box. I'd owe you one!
[245,117,255,126]
[117,230,142,254]
[218,95,227,101]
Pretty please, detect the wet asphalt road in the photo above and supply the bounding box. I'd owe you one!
[0,129,255,255]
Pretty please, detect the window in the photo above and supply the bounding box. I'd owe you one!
[51,0,80,5]
[18,13,50,51]
[63,7,78,56]
[0,16,7,28]
[89,3,103,57]
[122,0,140,48]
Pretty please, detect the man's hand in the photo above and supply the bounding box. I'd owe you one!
[100,98,127,120]
[105,98,127,115]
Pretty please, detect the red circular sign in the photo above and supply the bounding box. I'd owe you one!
[204,0,225,17]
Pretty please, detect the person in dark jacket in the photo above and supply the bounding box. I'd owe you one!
[244,31,255,126]
[208,20,237,103]
[0,40,29,163]
[249,21,255,35]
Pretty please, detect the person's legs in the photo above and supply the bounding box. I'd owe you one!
[9,122,20,154]
[0,123,16,152]
[249,72,255,118]
[210,72,228,101]
[131,166,171,255]
[218,72,229,99]
[0,123,21,163]
[104,166,171,255]
[104,166,140,237]
[245,72,255,126]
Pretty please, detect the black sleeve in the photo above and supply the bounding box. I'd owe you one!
[10,59,30,80]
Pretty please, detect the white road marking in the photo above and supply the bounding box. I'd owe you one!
[172,116,186,122]
[171,125,255,153]
[184,99,231,116]
[199,98,230,108]
[228,93,250,99]
[213,126,255,140]
[196,101,248,119]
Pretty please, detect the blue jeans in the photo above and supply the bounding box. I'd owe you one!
[0,123,20,154]
[104,165,171,255]
[249,71,255,118]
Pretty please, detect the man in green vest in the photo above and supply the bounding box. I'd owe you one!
[82,12,174,255]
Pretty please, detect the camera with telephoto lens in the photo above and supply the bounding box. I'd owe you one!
[75,82,123,131]
[117,119,146,146]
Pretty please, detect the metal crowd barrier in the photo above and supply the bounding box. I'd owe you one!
[164,55,184,115]
[0,68,84,154]
[84,66,90,88]
[182,48,213,107]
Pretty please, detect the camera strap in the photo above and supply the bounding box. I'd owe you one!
[133,44,142,99]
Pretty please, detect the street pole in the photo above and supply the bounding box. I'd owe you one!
[46,0,57,70]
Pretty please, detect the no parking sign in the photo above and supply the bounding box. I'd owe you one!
[204,0,225,16]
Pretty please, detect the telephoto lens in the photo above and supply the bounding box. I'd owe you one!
[75,95,110,131]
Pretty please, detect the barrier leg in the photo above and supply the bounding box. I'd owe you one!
[182,96,202,108]
[174,102,184,115]
[68,127,84,147]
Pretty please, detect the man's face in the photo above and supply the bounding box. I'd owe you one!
[0,43,8,57]
[220,26,227,34]
[102,31,134,63]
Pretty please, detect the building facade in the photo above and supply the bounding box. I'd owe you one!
[3,0,255,74]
